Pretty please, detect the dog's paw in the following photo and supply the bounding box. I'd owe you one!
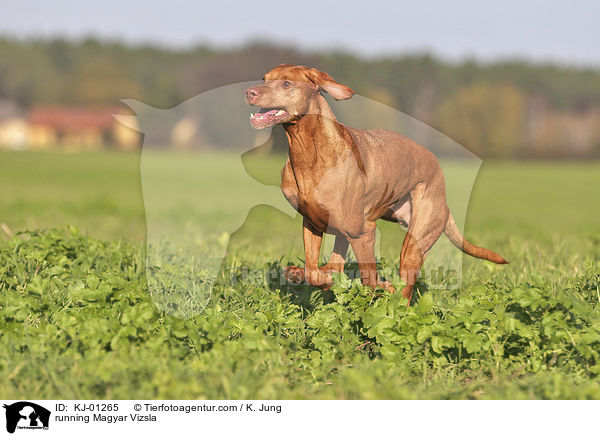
[378,280,396,294]
[283,266,305,283]
[305,269,333,287]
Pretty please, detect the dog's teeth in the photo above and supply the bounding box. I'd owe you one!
[276,110,285,116]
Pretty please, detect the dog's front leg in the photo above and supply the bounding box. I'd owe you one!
[303,219,331,286]
[284,217,331,287]
[349,223,396,293]
[348,224,379,288]
[320,235,349,275]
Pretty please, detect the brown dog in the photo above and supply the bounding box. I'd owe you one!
[245,64,507,303]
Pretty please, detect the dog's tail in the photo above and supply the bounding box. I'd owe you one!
[444,214,508,264]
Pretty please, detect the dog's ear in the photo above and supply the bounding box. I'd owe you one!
[306,68,355,100]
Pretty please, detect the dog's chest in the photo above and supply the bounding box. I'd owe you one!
[296,190,331,230]
[285,152,363,232]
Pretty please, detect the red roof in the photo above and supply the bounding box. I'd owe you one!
[28,106,124,130]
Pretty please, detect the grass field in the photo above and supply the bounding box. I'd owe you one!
[1,150,599,399]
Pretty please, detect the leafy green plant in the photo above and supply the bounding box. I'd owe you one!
[1,227,599,399]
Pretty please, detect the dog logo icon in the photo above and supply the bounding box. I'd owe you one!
[3,402,50,433]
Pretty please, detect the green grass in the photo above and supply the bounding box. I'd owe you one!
[0,150,599,399]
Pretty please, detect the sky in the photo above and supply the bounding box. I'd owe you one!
[1,0,599,66]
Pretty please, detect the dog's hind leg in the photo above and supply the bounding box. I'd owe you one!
[399,179,449,305]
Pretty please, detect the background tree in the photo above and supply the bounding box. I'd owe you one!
[434,83,526,158]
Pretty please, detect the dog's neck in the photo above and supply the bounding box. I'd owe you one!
[283,94,354,175]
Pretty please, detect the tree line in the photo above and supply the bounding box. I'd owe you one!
[1,36,599,158]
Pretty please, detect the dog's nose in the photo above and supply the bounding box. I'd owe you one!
[245,87,259,100]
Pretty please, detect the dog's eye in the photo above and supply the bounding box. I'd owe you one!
[282,80,292,88]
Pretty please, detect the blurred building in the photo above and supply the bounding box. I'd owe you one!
[0,101,28,150]
[27,106,140,150]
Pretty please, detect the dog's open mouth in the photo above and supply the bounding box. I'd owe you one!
[249,108,290,129]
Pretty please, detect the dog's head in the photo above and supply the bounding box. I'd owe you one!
[244,64,355,129]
